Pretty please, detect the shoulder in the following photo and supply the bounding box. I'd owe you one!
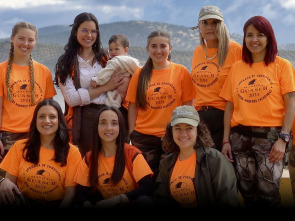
[275,56,293,66]
[124,143,141,159]
[68,143,80,154]
[10,138,27,152]
[228,41,243,54]
[33,60,50,72]
[170,62,189,72]
[159,152,177,168]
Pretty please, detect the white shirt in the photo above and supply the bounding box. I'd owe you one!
[58,55,107,107]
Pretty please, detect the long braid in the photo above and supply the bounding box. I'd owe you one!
[6,42,14,102]
[7,21,38,104]
[29,54,35,105]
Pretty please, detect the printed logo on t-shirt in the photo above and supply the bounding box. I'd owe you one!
[21,163,61,195]
[170,175,196,206]
[146,82,176,109]
[9,79,43,107]
[236,74,272,103]
[98,172,132,199]
[191,61,220,87]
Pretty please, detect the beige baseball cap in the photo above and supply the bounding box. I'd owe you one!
[191,5,223,30]
[171,105,200,127]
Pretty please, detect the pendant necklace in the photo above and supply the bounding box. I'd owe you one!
[205,53,217,60]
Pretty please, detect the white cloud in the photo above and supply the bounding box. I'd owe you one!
[279,0,295,9]
[99,5,143,20]
[0,0,66,9]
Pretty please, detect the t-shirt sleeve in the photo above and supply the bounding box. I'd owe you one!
[74,154,91,187]
[132,154,153,182]
[65,144,83,187]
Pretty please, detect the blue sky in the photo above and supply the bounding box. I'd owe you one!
[1,0,295,45]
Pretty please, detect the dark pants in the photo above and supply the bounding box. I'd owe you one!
[198,108,224,151]
[130,130,163,182]
[230,127,284,207]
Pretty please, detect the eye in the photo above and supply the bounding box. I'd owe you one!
[91,30,98,35]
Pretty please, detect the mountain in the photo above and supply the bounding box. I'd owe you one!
[36,20,245,51]
[0,20,294,71]
[0,20,295,110]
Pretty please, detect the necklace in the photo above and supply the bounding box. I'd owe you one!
[81,51,94,63]
[205,53,217,60]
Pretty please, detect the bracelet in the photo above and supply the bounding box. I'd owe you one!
[0,177,5,184]
[222,141,230,147]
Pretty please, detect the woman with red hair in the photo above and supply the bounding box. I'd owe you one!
[220,16,295,207]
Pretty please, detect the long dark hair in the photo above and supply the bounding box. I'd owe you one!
[162,120,214,153]
[242,15,278,66]
[135,30,171,110]
[22,99,70,166]
[54,12,108,86]
[88,106,126,189]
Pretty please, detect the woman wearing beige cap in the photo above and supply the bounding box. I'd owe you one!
[153,105,239,208]
[190,5,242,151]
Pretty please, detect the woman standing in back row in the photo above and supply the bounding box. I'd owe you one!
[191,5,242,151]
[0,22,57,177]
[125,30,196,180]
[55,12,128,157]
[221,16,295,207]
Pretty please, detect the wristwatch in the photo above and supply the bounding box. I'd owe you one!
[278,133,291,143]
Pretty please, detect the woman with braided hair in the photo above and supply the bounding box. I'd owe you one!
[0,22,57,177]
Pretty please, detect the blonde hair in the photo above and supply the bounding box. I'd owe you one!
[7,22,38,104]
[199,21,229,67]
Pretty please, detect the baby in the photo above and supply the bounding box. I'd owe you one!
[91,34,141,108]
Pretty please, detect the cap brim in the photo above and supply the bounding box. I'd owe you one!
[199,15,223,21]
[171,118,199,127]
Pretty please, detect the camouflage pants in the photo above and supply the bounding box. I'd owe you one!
[0,131,29,178]
[288,145,295,205]
[230,130,284,207]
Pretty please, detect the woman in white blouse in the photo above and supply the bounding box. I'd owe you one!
[54,12,129,156]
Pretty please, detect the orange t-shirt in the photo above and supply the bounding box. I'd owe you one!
[170,151,197,207]
[0,60,57,133]
[125,62,196,137]
[0,139,82,201]
[74,144,153,199]
[191,41,242,111]
[220,56,295,127]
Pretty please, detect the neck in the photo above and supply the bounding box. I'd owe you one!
[153,60,170,70]
[252,52,266,63]
[205,39,218,48]
[101,142,117,158]
[178,148,195,161]
[13,55,30,67]
[40,135,55,150]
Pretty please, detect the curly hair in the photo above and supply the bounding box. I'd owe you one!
[162,120,215,153]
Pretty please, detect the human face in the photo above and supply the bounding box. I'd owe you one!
[36,105,58,138]
[11,28,37,59]
[198,19,218,43]
[98,110,120,143]
[147,36,171,69]
[108,42,128,58]
[76,21,98,50]
[245,24,268,62]
[172,123,197,151]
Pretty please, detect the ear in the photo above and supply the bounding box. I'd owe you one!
[10,35,14,43]
[125,47,129,53]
